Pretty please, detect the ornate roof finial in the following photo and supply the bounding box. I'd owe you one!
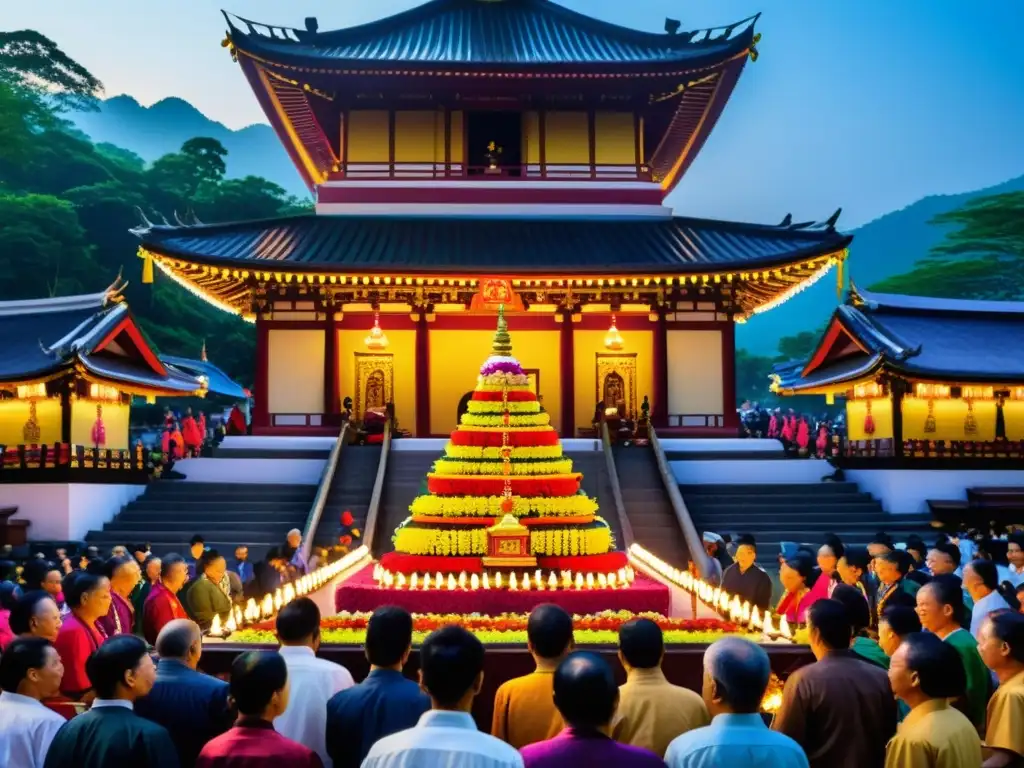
[492,304,513,356]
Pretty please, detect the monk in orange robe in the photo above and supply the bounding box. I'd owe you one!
[181,408,202,457]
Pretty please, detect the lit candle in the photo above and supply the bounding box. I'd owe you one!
[458,571,467,590]
[712,587,721,607]
[483,573,491,590]
[261,594,273,618]
[586,573,595,590]
[575,573,584,590]
[522,573,531,590]
[424,573,432,590]
[509,572,518,591]
[718,591,730,612]
[535,570,543,587]
[447,573,457,591]
[435,572,444,589]
[750,606,761,630]
[234,605,243,627]
[373,564,382,582]
[779,615,793,640]
[411,573,419,590]
[470,573,480,591]
[626,566,635,583]
[608,572,617,588]
[617,568,627,585]
[396,573,406,590]
[562,572,572,589]
[548,572,558,590]
[763,613,776,638]
[496,572,503,589]
[283,584,295,604]
[225,613,237,634]
[741,601,751,623]
[209,613,223,637]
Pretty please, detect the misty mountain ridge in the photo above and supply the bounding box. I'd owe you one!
[70,94,309,198]
[71,95,1023,353]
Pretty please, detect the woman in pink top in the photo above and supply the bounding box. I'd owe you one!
[53,571,112,702]
[777,551,825,623]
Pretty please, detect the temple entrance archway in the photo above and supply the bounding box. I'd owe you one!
[457,391,474,424]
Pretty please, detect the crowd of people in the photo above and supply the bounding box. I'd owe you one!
[2,526,1024,766]
[2,593,1024,768]
[738,401,845,458]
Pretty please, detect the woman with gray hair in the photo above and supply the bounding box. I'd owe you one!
[665,638,808,768]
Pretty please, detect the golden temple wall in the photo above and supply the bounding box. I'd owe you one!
[594,112,636,165]
[544,111,589,164]
[336,329,417,434]
[71,401,129,450]
[428,329,561,436]
[847,398,894,441]
[0,398,62,445]
[573,330,653,430]
[347,110,390,162]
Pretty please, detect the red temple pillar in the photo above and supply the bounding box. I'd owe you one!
[652,311,668,428]
[324,316,340,421]
[415,314,430,437]
[559,313,575,437]
[721,319,738,430]
[253,318,270,430]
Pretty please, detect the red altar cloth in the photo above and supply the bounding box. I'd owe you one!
[335,564,670,616]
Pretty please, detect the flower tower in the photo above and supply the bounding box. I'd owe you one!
[378,306,631,589]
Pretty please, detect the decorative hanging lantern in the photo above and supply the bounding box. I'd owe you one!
[604,314,624,351]
[364,311,389,350]
[964,398,978,436]
[924,399,936,433]
[863,399,875,436]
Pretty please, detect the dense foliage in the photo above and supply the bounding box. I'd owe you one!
[0,30,309,388]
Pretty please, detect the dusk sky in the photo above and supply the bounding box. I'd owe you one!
[7,0,1024,227]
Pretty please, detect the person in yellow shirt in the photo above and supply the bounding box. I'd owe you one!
[885,632,983,768]
[977,612,1024,768]
[491,603,573,749]
[612,617,709,757]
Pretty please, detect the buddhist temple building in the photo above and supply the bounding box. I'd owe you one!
[772,287,1024,457]
[0,285,204,452]
[133,0,852,437]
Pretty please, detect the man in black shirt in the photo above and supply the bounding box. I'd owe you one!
[721,534,773,611]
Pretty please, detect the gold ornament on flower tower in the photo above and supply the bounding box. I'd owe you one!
[483,515,537,567]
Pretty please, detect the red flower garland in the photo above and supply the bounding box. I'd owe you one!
[472,390,536,402]
[537,552,628,571]
[427,475,580,497]
[449,430,560,448]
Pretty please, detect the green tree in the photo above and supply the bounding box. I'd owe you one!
[775,328,824,363]
[0,192,99,296]
[870,191,1024,300]
[0,30,103,108]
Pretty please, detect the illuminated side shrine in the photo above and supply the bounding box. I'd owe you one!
[132,0,852,439]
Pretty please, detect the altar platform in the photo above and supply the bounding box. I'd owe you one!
[334,564,671,616]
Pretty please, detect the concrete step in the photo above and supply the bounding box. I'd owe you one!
[103,520,296,533]
[125,500,311,513]
[679,482,862,495]
[212,449,331,460]
[688,512,927,526]
[88,530,289,545]
[683,492,877,505]
[686,501,885,514]
[143,484,315,500]
[113,511,305,524]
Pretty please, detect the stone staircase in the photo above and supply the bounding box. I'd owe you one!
[613,446,689,567]
[680,482,936,565]
[85,482,316,561]
[374,451,438,556]
[313,445,382,550]
[568,450,624,552]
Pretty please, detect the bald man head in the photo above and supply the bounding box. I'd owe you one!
[156,618,203,669]
[702,637,770,716]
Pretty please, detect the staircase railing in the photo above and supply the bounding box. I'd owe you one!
[649,426,714,579]
[362,421,393,557]
[600,423,635,550]
[300,423,349,564]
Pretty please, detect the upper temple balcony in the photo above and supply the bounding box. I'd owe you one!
[222,0,761,216]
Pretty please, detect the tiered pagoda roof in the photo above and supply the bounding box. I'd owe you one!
[133,211,851,319]
[224,0,758,68]
[773,287,1024,394]
[0,289,203,397]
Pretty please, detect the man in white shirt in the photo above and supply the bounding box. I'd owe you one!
[963,559,1010,639]
[273,597,353,767]
[0,637,67,768]
[363,625,524,768]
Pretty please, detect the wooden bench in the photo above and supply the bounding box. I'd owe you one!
[0,506,29,547]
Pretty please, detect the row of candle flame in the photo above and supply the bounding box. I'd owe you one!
[208,545,371,638]
[372,565,637,592]
[627,544,795,642]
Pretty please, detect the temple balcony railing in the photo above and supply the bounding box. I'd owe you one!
[327,162,653,182]
[0,443,155,484]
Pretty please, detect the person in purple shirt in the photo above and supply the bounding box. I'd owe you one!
[520,652,666,768]
[98,555,140,637]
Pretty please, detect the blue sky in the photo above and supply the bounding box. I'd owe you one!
[7,0,1024,227]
